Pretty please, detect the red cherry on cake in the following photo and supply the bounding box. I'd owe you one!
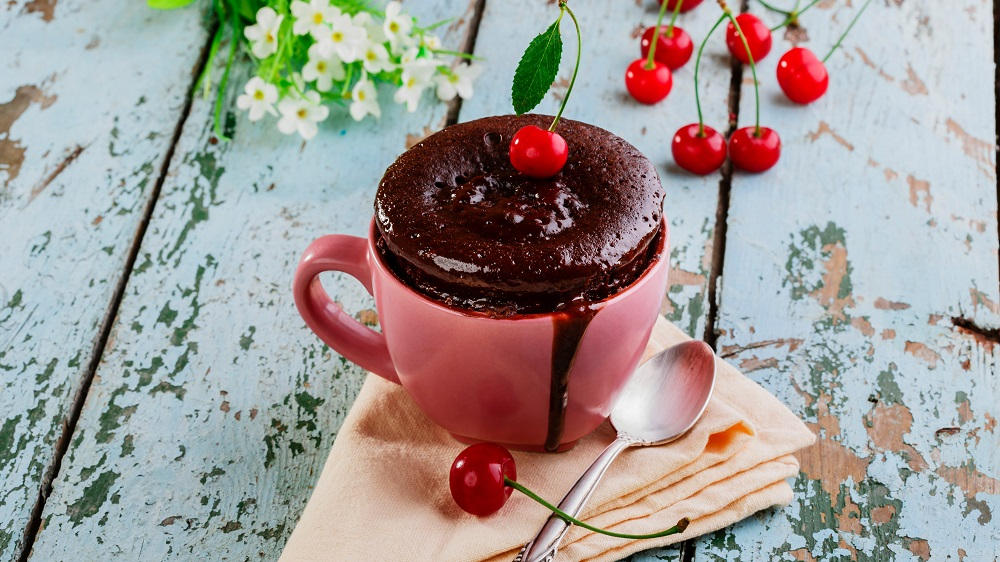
[450,443,517,517]
[641,25,694,70]
[625,59,673,104]
[509,125,569,179]
[776,47,829,104]
[729,126,781,172]
[672,124,727,175]
[725,13,772,64]
[659,0,703,13]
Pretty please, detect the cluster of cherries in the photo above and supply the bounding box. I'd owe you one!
[509,0,869,179]
[624,0,858,175]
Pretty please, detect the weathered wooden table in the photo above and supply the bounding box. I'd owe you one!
[2,0,997,560]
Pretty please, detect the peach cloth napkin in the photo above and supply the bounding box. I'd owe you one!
[280,318,816,561]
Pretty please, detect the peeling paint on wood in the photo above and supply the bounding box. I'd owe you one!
[0,1,209,559]
[27,2,481,559]
[697,1,1000,560]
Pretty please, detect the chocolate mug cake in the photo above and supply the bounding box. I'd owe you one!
[374,114,665,451]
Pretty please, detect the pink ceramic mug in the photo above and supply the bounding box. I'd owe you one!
[293,220,669,451]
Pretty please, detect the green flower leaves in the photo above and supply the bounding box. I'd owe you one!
[511,18,563,115]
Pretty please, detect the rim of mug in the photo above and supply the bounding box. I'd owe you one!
[367,217,669,320]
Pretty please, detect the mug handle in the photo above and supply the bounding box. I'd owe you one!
[293,234,399,384]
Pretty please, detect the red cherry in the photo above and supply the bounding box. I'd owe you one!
[729,126,781,172]
[725,13,772,65]
[671,124,727,175]
[509,125,569,179]
[449,443,517,517]
[640,26,694,70]
[625,59,673,104]
[658,0,704,13]
[776,47,829,104]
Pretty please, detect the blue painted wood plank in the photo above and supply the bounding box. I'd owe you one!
[26,2,483,559]
[696,1,999,560]
[0,1,209,558]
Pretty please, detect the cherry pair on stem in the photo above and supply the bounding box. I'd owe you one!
[450,443,690,541]
[673,1,780,175]
[626,0,685,105]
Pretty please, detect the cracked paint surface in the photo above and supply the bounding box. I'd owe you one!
[29,2,482,558]
[697,1,999,560]
[0,1,208,559]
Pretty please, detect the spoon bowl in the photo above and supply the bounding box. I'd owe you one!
[519,340,717,562]
[611,340,717,445]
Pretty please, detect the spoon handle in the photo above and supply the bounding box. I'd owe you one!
[519,437,632,562]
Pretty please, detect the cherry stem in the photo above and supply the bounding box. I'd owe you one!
[504,478,690,540]
[756,0,790,16]
[822,0,872,63]
[645,0,673,70]
[667,0,683,34]
[693,14,727,136]
[771,0,820,31]
[724,9,761,134]
[550,1,581,132]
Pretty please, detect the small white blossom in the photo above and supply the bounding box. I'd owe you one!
[235,77,279,121]
[350,77,381,121]
[383,2,413,50]
[421,34,442,51]
[434,63,482,101]
[353,12,386,44]
[302,44,345,92]
[244,7,283,59]
[277,90,329,140]
[317,11,367,63]
[394,62,434,112]
[360,41,394,74]
[290,0,337,38]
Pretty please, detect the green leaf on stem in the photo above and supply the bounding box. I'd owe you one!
[147,0,197,9]
[511,19,563,115]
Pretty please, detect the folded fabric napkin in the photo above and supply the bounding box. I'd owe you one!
[280,318,815,561]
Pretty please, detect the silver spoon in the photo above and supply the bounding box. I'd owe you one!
[517,340,717,562]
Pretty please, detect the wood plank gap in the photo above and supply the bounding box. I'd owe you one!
[14,24,220,562]
[444,0,488,126]
[702,2,747,351]
[684,2,748,558]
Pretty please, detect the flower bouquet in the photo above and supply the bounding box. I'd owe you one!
[150,0,482,140]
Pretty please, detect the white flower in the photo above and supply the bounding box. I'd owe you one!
[302,43,345,92]
[244,7,283,59]
[350,77,381,121]
[316,11,367,62]
[235,77,279,121]
[421,34,442,51]
[394,62,435,112]
[360,41,394,74]
[383,2,413,49]
[434,63,482,101]
[353,12,386,44]
[277,90,329,140]
[290,0,338,38]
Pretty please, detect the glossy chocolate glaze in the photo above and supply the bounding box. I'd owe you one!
[375,114,665,451]
[375,114,664,315]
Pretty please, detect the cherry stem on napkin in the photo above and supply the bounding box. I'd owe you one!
[504,477,690,539]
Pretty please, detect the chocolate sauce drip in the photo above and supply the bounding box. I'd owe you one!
[544,305,599,452]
